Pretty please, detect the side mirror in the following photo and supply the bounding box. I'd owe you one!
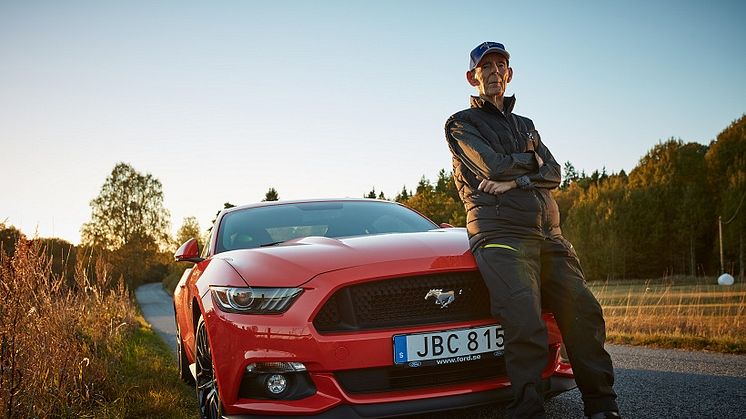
[439,223,454,228]
[175,238,204,263]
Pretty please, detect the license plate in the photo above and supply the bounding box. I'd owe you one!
[393,324,504,366]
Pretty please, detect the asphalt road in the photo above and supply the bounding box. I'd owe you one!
[135,282,178,354]
[136,282,746,418]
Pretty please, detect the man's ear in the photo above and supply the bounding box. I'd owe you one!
[466,70,479,87]
[506,67,513,84]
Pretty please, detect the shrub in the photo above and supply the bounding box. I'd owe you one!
[0,239,137,417]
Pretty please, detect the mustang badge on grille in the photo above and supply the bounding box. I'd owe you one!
[424,289,462,308]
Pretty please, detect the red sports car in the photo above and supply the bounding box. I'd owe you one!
[173,199,575,418]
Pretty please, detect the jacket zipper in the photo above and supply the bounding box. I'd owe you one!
[488,106,520,151]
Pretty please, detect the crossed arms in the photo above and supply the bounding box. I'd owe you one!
[446,119,561,193]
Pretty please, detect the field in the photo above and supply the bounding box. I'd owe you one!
[588,278,746,353]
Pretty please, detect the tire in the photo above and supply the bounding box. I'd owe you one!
[176,322,195,385]
[196,314,224,419]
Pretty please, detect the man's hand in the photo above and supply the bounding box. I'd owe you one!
[535,152,544,167]
[478,178,517,195]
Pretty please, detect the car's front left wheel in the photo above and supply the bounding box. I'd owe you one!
[196,314,223,419]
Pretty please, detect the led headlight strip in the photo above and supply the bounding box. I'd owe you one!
[210,286,303,314]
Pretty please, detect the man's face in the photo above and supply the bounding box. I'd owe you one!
[467,52,512,98]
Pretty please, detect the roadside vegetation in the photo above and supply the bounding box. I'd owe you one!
[591,277,746,354]
[0,237,196,418]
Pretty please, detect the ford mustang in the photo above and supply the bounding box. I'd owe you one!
[173,198,575,418]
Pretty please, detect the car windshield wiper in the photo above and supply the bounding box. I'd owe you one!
[259,240,287,247]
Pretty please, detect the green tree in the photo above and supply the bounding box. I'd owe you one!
[553,182,583,228]
[0,222,24,258]
[627,139,711,276]
[707,115,746,279]
[435,169,461,203]
[553,119,746,281]
[364,187,387,200]
[39,237,78,283]
[415,176,431,194]
[561,172,626,280]
[111,232,168,287]
[263,188,279,202]
[80,163,171,287]
[81,162,171,251]
[208,202,236,233]
[561,161,579,189]
[400,173,465,226]
[1,222,79,284]
[175,216,202,250]
[394,186,411,202]
[560,139,714,280]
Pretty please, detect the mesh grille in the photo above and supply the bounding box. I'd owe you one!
[313,272,491,333]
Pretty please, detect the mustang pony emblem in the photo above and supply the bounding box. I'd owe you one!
[424,289,461,308]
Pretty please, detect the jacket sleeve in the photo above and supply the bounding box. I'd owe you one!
[526,129,561,189]
[446,119,538,181]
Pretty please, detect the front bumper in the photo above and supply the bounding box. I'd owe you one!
[223,376,577,418]
[205,308,571,417]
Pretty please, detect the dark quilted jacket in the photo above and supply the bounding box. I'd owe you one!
[445,96,563,250]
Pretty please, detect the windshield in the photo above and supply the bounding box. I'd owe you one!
[216,201,437,253]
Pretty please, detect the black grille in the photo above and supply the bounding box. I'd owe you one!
[335,355,506,394]
[313,272,491,332]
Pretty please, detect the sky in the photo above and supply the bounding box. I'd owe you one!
[1,0,744,245]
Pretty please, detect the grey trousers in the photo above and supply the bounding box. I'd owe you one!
[473,235,618,418]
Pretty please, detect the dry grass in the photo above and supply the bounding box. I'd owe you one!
[589,278,746,353]
[0,239,136,417]
[0,238,197,418]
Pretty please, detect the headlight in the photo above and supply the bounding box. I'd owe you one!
[210,286,303,314]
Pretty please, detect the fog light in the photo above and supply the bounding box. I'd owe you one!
[266,374,287,394]
[239,364,316,400]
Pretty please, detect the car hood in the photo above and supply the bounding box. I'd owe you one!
[216,228,474,287]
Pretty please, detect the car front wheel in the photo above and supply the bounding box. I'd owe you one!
[196,314,223,419]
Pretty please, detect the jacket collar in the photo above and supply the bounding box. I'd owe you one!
[470,95,516,115]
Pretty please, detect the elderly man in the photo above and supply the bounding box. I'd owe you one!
[445,42,621,419]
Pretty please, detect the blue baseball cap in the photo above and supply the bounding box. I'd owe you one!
[469,41,510,71]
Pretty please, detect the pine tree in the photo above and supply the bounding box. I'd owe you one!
[263,187,279,201]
